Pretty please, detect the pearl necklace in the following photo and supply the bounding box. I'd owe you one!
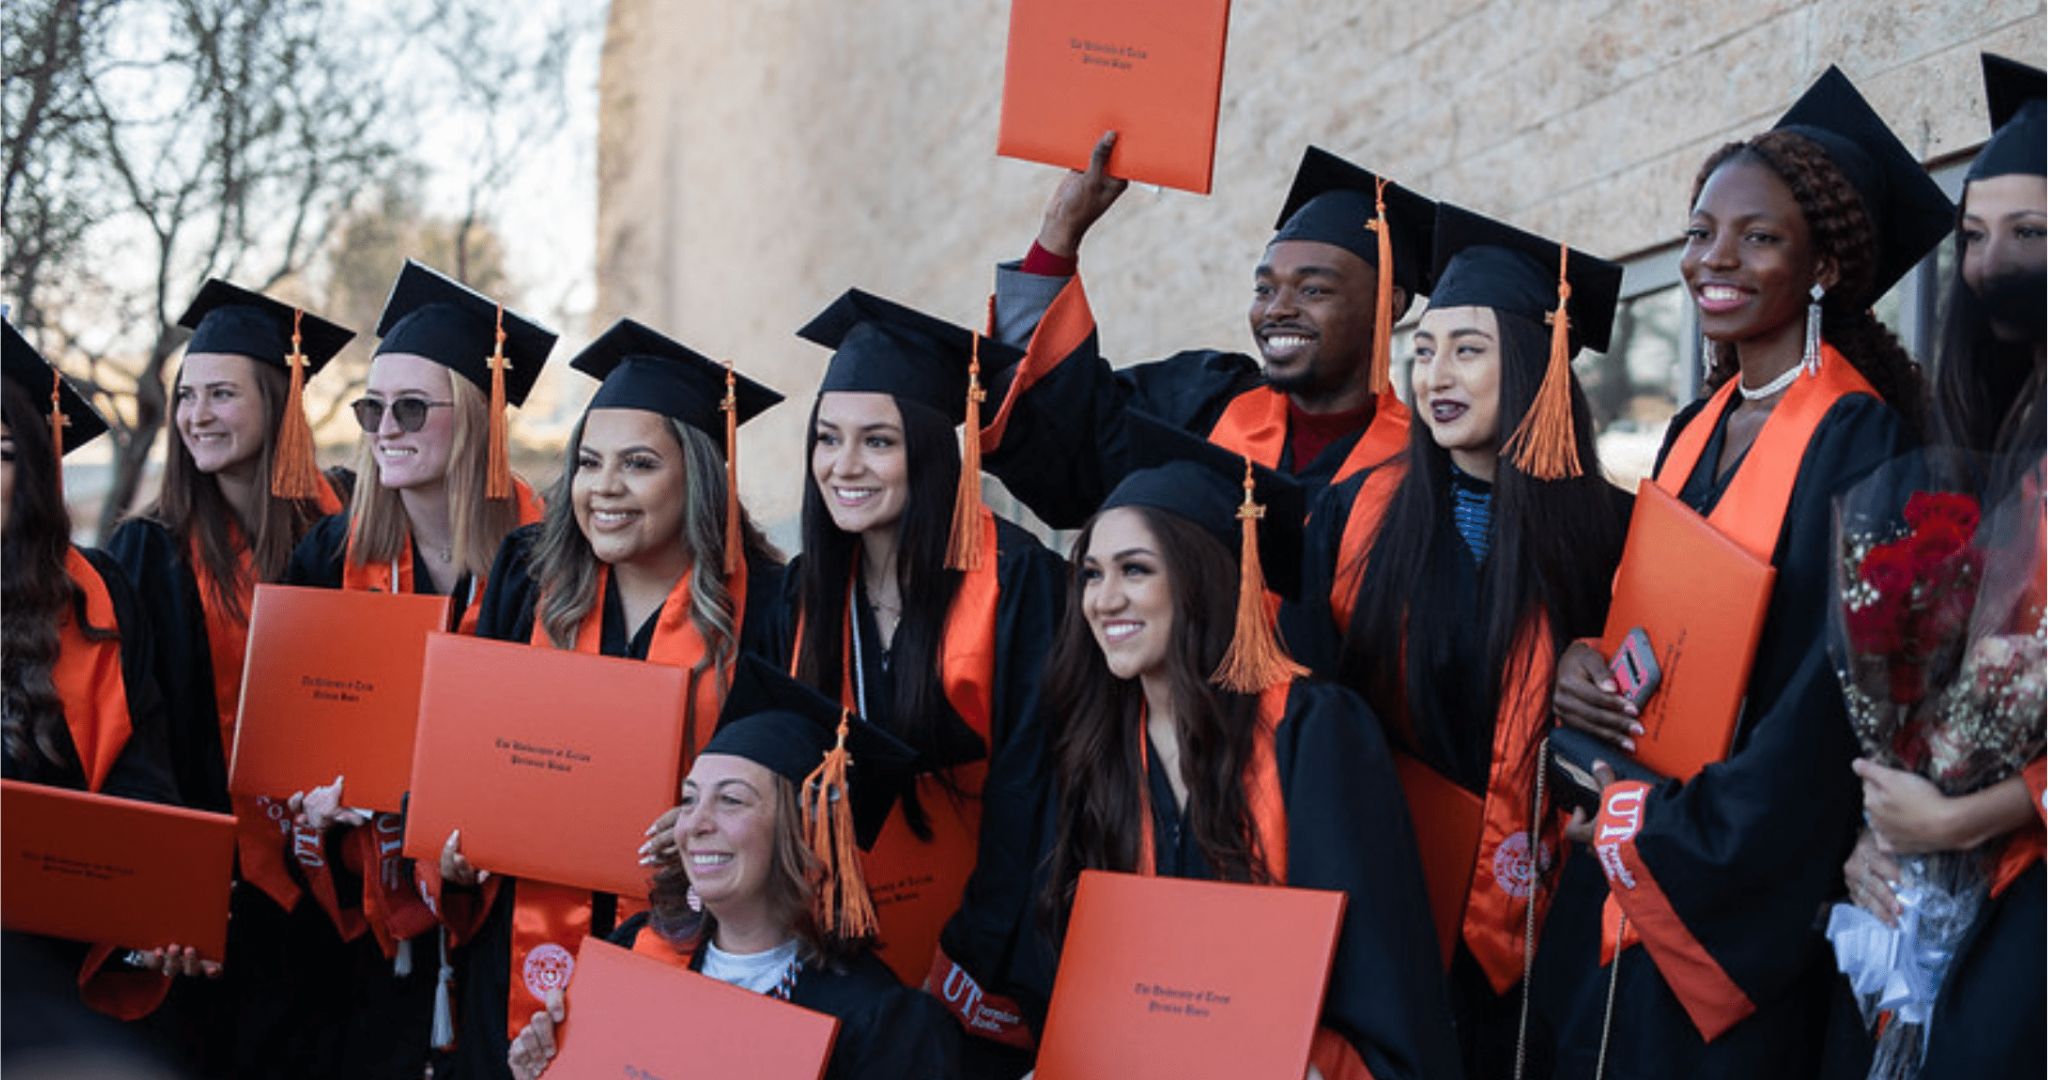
[1737,362,1802,401]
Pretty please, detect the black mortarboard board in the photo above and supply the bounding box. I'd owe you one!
[1968,54,2046,183]
[1102,412,1306,602]
[1270,146,1438,296]
[797,289,1025,424]
[570,319,783,441]
[1772,66,1956,301]
[176,279,354,375]
[704,656,917,851]
[1427,204,1625,357]
[3,319,107,453]
[373,260,557,406]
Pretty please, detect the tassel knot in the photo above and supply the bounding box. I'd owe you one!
[271,308,324,499]
[801,711,877,939]
[485,305,513,501]
[1210,458,1308,693]
[1503,245,1584,480]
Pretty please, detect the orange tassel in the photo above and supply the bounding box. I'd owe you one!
[48,366,67,501]
[1210,457,1308,693]
[1362,177,1395,398]
[485,304,513,500]
[1503,245,1583,480]
[720,360,742,577]
[270,308,324,500]
[944,300,993,571]
[800,711,877,939]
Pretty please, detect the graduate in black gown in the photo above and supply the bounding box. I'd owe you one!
[446,318,786,1080]
[1292,206,1633,1079]
[1534,67,1947,1078]
[772,290,1066,1076]
[979,140,1437,526]
[280,262,560,1079]
[101,280,360,1078]
[504,657,958,1080]
[1,323,182,1058]
[1028,416,1460,1080]
[1828,54,2047,1078]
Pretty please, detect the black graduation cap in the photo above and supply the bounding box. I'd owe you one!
[704,655,917,851]
[3,319,107,453]
[1427,203,1624,357]
[372,260,557,407]
[798,289,1025,424]
[1104,412,1306,602]
[1270,146,1438,297]
[176,279,354,375]
[1772,66,1956,301]
[1968,54,2046,183]
[569,319,784,442]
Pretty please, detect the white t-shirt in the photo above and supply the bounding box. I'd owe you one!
[700,937,801,996]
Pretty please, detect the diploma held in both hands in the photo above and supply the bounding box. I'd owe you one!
[1035,871,1344,1080]
[400,634,687,898]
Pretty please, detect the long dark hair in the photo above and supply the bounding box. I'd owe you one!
[144,357,330,623]
[793,394,964,805]
[1930,221,2044,477]
[2,378,109,778]
[1337,312,1625,764]
[1693,131,1931,440]
[1040,507,1271,938]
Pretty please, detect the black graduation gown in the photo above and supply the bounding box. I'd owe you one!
[760,517,1065,1028]
[105,518,366,1079]
[1528,391,1911,1079]
[1014,679,1462,1080]
[983,262,1379,527]
[440,524,786,1080]
[604,912,961,1080]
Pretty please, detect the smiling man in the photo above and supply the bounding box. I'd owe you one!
[979,137,1437,527]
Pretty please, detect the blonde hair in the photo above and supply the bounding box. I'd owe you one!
[344,375,520,579]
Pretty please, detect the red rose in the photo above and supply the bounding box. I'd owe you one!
[1888,659,1928,705]
[1846,594,1906,653]
[1904,492,1982,538]
[1861,541,1918,596]
[1910,520,1969,575]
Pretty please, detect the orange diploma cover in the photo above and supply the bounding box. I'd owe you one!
[1036,870,1344,1080]
[547,937,839,1080]
[1601,482,1776,780]
[400,634,688,898]
[1393,752,1484,970]
[1,781,236,960]
[232,584,454,812]
[998,0,1232,194]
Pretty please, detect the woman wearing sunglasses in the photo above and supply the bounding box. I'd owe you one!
[278,260,558,1078]
[103,280,360,1075]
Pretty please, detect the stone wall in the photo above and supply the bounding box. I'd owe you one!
[595,0,2043,527]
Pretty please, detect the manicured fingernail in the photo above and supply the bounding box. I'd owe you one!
[1622,739,1636,752]
[1600,681,1617,693]
[1630,723,1645,736]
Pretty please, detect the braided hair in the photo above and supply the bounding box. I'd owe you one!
[1692,131,1930,439]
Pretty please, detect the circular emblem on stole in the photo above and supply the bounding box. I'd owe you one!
[1492,833,1539,899]
[523,944,575,1001]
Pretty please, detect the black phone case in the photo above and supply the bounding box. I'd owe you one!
[1546,728,1669,816]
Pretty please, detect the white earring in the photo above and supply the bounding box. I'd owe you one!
[1802,282,1825,376]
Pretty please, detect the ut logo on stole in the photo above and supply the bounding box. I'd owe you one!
[1593,786,1646,890]
[375,813,406,891]
[934,961,985,1022]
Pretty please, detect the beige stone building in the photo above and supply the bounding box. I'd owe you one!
[594,0,2044,535]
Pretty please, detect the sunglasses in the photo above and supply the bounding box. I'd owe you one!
[351,397,453,434]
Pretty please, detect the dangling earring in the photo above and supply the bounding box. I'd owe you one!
[686,885,702,913]
[1699,329,1715,384]
[1802,282,1825,376]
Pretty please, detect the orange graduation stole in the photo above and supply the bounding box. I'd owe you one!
[503,558,742,1042]
[53,548,134,794]
[1208,386,1410,489]
[1328,461,1408,630]
[340,477,544,633]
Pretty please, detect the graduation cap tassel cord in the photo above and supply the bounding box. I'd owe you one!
[485,304,513,500]
[944,301,994,572]
[720,360,742,576]
[1211,458,1307,693]
[801,711,877,939]
[271,308,325,500]
[47,366,66,500]
[1503,244,1583,480]
[1364,177,1395,397]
